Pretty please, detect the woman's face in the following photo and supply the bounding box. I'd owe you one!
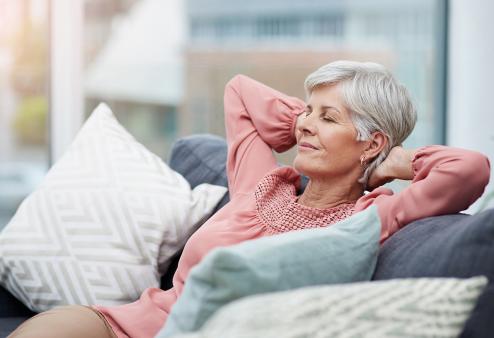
[293,84,366,180]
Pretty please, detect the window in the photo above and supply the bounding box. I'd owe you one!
[0,0,448,228]
[256,17,300,38]
[0,0,50,228]
[315,15,345,37]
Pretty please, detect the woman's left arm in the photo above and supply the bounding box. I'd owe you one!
[356,145,491,242]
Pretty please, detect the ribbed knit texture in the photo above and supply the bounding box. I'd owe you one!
[255,167,356,235]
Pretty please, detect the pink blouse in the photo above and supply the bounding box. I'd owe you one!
[94,74,490,338]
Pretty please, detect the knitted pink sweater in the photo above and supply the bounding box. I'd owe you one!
[94,75,490,338]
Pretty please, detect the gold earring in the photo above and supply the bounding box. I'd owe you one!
[360,155,366,168]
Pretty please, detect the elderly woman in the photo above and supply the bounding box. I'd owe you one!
[10,61,490,338]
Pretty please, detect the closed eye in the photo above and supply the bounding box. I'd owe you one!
[303,104,313,116]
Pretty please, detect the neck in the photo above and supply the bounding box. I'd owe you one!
[297,175,364,209]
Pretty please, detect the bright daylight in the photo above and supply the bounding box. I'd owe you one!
[0,0,493,337]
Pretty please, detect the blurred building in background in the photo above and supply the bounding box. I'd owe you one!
[83,0,139,66]
[82,0,444,163]
[84,0,184,159]
[183,0,442,158]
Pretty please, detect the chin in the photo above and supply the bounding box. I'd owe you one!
[293,154,311,175]
[293,154,331,179]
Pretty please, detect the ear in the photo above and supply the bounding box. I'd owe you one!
[363,131,387,161]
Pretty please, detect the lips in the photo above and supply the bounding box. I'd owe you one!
[299,142,319,150]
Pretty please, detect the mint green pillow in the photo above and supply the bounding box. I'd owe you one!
[158,206,381,337]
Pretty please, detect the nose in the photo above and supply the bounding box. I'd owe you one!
[297,113,316,135]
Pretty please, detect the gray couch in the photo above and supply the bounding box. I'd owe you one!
[1,134,493,337]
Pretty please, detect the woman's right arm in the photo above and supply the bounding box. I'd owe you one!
[224,74,305,198]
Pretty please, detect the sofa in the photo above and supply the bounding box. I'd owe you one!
[1,134,493,337]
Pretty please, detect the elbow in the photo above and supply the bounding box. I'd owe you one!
[224,74,245,95]
[478,154,491,190]
[223,75,249,131]
[223,75,245,110]
[458,151,491,200]
[467,151,490,187]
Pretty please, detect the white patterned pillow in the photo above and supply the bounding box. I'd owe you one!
[167,276,487,338]
[0,103,227,312]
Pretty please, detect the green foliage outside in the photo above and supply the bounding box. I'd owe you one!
[13,96,48,145]
[9,14,49,147]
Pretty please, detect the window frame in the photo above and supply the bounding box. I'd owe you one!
[49,0,84,165]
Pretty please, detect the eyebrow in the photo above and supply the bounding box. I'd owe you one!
[306,104,342,115]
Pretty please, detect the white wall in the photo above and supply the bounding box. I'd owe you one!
[448,0,494,212]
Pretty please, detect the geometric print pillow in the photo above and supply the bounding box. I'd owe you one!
[168,276,487,338]
[0,103,227,312]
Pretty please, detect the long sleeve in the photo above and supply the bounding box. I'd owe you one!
[223,74,306,197]
[355,145,491,243]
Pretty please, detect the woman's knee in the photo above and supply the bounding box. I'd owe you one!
[8,305,115,338]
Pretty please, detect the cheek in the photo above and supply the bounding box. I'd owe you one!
[319,134,363,167]
[321,131,352,150]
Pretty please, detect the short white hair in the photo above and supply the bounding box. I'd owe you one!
[304,60,417,189]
